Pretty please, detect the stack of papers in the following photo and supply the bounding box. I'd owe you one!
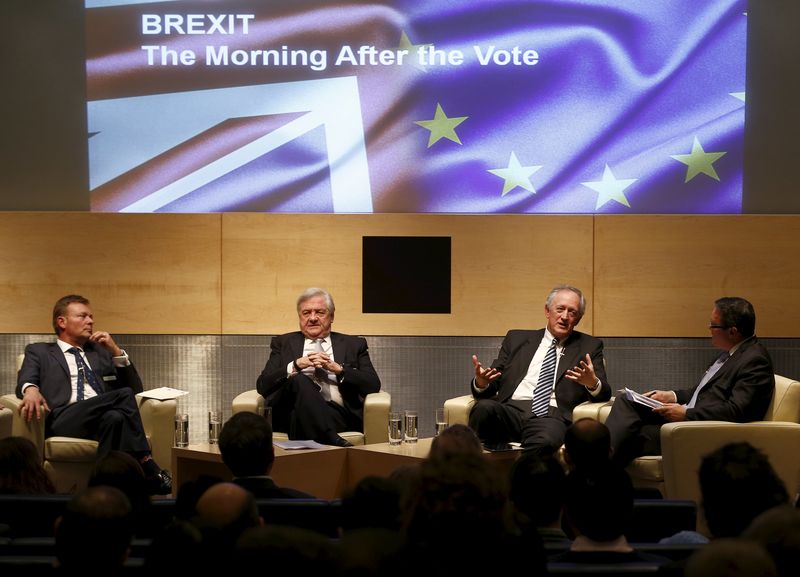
[620,387,664,408]
[273,440,328,450]
[136,387,189,400]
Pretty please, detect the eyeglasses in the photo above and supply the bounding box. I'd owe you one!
[708,324,728,330]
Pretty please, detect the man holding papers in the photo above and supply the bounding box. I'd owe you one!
[605,297,775,466]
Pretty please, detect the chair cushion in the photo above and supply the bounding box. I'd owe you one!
[44,437,98,462]
[626,455,664,483]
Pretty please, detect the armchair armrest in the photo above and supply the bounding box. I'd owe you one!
[444,395,476,426]
[363,391,390,444]
[0,393,46,459]
[660,420,800,502]
[232,389,264,415]
[136,396,177,470]
[572,398,615,423]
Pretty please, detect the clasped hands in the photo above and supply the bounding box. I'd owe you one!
[296,351,343,375]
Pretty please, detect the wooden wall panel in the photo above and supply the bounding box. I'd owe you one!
[221,214,595,336]
[0,213,221,334]
[594,215,800,337]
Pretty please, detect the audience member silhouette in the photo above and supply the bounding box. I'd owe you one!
[742,505,800,577]
[508,451,570,546]
[684,538,777,577]
[427,423,483,461]
[192,481,263,572]
[54,485,134,574]
[563,417,613,473]
[234,525,338,572]
[401,452,542,575]
[88,450,151,536]
[699,441,790,538]
[172,474,223,521]
[0,436,55,494]
[218,411,314,498]
[551,466,671,567]
[144,519,204,576]
[339,474,403,533]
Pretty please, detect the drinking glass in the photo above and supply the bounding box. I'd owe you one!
[388,411,403,445]
[404,410,418,444]
[174,413,189,447]
[208,410,222,444]
[434,407,448,436]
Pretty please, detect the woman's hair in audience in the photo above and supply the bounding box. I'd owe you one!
[0,436,55,494]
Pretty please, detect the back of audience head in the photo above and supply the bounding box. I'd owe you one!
[218,411,274,477]
[563,418,613,473]
[55,485,134,572]
[427,423,483,461]
[403,452,509,547]
[509,451,566,530]
[339,475,403,533]
[699,441,790,538]
[685,538,777,577]
[234,525,337,572]
[563,466,634,543]
[89,450,150,531]
[0,436,55,494]
[173,474,223,521]
[742,505,800,577]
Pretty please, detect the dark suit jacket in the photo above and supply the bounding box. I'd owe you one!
[16,341,143,411]
[676,336,774,422]
[234,476,316,499]
[472,329,611,420]
[256,331,381,423]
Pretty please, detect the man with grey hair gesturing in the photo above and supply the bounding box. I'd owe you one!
[469,285,612,455]
[256,287,381,447]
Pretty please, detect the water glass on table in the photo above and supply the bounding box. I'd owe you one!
[404,410,418,444]
[208,410,222,444]
[174,413,189,447]
[388,411,403,445]
[434,407,448,436]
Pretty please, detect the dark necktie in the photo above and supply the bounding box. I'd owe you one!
[532,338,559,416]
[313,339,331,401]
[67,347,104,400]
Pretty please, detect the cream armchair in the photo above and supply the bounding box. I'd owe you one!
[1,355,177,493]
[231,389,391,445]
[571,373,800,501]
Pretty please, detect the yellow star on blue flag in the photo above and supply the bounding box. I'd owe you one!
[671,136,727,182]
[414,103,468,148]
[488,152,542,196]
[582,164,637,210]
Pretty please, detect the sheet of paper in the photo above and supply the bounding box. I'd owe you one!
[273,440,329,450]
[620,387,664,408]
[135,387,189,401]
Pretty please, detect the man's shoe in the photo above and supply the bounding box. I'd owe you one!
[330,436,353,447]
[147,469,173,495]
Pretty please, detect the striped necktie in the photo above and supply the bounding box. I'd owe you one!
[314,339,331,401]
[67,347,104,400]
[531,338,559,417]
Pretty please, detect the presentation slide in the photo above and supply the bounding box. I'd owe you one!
[83,0,747,214]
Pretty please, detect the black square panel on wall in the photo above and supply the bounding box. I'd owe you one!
[362,236,451,314]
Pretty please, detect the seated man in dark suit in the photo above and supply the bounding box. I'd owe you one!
[218,411,315,498]
[15,294,171,494]
[469,284,612,454]
[256,287,381,447]
[605,296,775,467]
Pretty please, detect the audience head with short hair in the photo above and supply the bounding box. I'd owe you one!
[742,505,800,577]
[699,441,789,538]
[563,466,634,542]
[218,411,275,477]
[55,485,134,572]
[340,475,403,533]
[428,423,483,461]
[88,450,150,533]
[563,417,613,473]
[685,538,777,577]
[509,451,566,529]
